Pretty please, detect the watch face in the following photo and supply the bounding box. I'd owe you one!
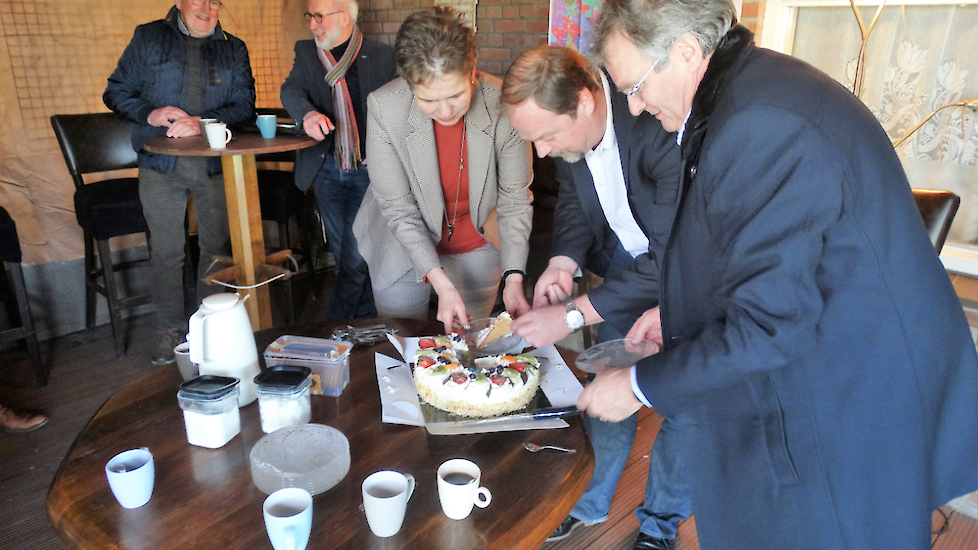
[565,310,585,330]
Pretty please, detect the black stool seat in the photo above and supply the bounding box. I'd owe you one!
[0,206,44,385]
[74,177,147,240]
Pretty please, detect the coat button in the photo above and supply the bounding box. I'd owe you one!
[689,166,697,176]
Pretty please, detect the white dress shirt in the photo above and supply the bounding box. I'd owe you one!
[584,73,649,260]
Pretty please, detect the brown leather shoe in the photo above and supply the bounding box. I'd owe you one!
[0,404,48,432]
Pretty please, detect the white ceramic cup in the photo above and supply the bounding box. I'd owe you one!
[197,117,217,135]
[263,487,313,550]
[436,459,491,520]
[173,342,198,381]
[105,447,154,509]
[204,122,232,149]
[362,470,416,537]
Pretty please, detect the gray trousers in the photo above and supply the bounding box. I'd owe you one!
[372,243,501,321]
[139,157,230,330]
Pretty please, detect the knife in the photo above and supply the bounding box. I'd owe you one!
[471,405,581,424]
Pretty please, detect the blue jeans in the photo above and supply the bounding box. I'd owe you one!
[311,157,376,320]
[571,323,693,540]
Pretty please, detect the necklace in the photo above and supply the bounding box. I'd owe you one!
[445,122,466,241]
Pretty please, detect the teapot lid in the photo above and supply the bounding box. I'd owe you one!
[202,293,240,311]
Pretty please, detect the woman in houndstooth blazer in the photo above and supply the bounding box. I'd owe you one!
[353,8,533,333]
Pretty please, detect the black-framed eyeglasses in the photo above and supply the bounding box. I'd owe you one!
[190,0,223,10]
[625,58,660,98]
[304,11,344,24]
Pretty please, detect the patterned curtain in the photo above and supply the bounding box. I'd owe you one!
[792,5,978,244]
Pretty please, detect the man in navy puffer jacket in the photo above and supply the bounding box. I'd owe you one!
[104,0,256,366]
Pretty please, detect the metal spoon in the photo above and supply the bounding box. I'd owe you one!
[523,442,576,453]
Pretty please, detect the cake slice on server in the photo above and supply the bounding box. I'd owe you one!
[475,312,513,349]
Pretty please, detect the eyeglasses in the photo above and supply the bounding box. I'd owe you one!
[304,11,344,24]
[190,0,223,10]
[624,58,659,98]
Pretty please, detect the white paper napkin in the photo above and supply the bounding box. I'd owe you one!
[374,353,424,427]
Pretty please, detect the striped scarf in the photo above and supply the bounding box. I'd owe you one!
[316,26,364,171]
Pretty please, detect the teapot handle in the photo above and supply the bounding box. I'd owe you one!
[188,311,207,364]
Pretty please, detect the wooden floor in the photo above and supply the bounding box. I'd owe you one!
[1,271,977,550]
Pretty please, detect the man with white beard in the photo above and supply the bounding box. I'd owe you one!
[281,0,396,320]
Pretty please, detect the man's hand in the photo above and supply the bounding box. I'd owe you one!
[166,116,203,138]
[148,107,201,137]
[626,307,664,347]
[532,257,577,308]
[577,367,642,422]
[147,106,189,127]
[511,303,571,348]
[427,267,470,334]
[302,111,335,141]
[502,273,530,317]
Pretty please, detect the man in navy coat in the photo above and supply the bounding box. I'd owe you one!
[504,46,684,550]
[578,0,978,549]
[281,0,396,320]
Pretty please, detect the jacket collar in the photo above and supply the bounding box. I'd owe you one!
[682,25,753,152]
[165,6,228,41]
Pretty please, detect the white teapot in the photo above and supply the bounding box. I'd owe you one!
[188,293,260,406]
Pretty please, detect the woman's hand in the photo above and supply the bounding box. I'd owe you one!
[427,268,469,334]
[502,273,530,317]
[626,307,664,347]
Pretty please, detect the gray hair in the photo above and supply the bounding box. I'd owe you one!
[394,8,477,88]
[341,0,359,22]
[593,0,736,68]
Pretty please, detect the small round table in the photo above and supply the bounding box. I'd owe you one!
[144,132,318,331]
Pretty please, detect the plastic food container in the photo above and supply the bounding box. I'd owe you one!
[254,366,312,433]
[250,423,351,495]
[263,336,352,396]
[177,375,241,449]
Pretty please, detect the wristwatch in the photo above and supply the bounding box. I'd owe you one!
[563,301,586,332]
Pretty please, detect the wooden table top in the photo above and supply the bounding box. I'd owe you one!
[143,131,317,157]
[47,319,593,550]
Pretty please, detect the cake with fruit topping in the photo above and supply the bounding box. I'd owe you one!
[412,334,541,417]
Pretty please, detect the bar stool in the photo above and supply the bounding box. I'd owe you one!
[51,113,152,359]
[0,207,44,385]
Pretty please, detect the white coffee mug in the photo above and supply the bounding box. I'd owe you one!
[263,488,312,550]
[197,117,217,136]
[436,459,491,520]
[105,447,154,509]
[204,122,232,149]
[173,342,198,381]
[362,470,415,537]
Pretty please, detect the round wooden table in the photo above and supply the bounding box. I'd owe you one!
[143,132,318,332]
[47,319,594,550]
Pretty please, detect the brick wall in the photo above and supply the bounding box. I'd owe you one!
[357,0,765,78]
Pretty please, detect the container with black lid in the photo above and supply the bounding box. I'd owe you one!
[254,366,312,433]
[177,375,241,448]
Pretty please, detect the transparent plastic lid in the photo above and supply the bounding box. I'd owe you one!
[264,335,351,362]
[254,366,312,395]
[178,375,240,401]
